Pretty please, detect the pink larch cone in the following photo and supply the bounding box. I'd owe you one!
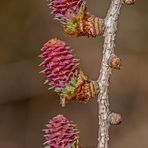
[43,115,80,148]
[40,38,77,91]
[39,38,95,106]
[48,0,101,37]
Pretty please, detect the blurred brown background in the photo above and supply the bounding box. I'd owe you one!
[0,0,148,148]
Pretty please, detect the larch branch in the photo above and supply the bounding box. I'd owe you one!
[97,0,123,147]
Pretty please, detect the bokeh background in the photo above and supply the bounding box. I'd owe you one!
[0,0,148,148]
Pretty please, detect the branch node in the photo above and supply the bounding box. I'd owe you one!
[98,18,105,35]
[123,0,136,5]
[108,54,122,70]
[108,112,122,125]
[93,81,100,95]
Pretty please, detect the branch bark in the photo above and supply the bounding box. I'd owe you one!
[97,0,123,148]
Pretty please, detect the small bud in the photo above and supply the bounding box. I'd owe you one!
[108,55,122,70]
[124,0,136,5]
[108,113,122,125]
[43,115,80,148]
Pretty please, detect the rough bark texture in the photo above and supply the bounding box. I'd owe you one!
[97,0,123,148]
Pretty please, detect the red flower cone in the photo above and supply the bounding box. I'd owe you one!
[43,115,80,148]
[48,0,101,37]
[39,38,95,106]
[40,38,77,91]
